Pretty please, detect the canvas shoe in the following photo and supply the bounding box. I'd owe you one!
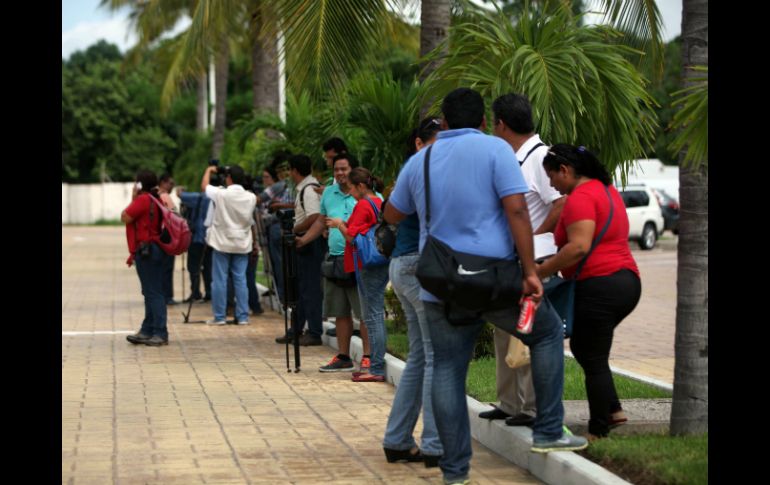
[319,355,355,373]
[531,433,588,453]
[351,373,385,382]
[206,319,226,325]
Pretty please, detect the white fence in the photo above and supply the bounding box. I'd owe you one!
[62,183,135,224]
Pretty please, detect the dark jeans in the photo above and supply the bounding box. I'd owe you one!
[570,269,641,436]
[246,253,263,314]
[426,298,565,482]
[187,242,212,299]
[162,252,174,301]
[268,222,285,304]
[135,243,168,339]
[292,237,325,338]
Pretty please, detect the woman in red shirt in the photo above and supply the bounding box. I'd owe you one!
[121,170,169,347]
[326,167,389,383]
[536,144,641,440]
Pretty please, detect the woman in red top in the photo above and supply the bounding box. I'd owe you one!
[121,170,169,347]
[327,167,389,382]
[536,144,641,440]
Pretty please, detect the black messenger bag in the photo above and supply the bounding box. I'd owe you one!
[415,145,523,315]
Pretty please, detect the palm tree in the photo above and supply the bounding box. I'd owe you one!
[421,3,657,173]
[101,0,211,134]
[669,0,708,436]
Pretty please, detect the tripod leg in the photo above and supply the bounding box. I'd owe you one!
[183,244,208,323]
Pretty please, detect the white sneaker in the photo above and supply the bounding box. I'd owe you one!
[237,320,250,325]
[206,319,226,325]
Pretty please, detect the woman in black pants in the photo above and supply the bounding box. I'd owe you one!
[536,144,642,440]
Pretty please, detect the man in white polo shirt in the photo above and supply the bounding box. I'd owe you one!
[483,93,566,427]
[201,164,257,326]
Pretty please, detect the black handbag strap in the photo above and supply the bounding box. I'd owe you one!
[573,185,614,279]
[519,142,546,166]
[423,145,434,234]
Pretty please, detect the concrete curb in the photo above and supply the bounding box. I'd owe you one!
[320,320,632,485]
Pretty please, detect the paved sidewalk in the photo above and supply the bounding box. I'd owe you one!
[63,227,539,484]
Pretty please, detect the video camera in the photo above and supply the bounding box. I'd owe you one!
[208,159,229,187]
[276,208,295,233]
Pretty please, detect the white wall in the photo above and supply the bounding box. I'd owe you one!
[62,183,134,224]
[616,159,680,200]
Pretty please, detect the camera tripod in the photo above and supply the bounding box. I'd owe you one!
[281,226,301,373]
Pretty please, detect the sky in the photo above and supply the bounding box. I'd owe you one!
[62,0,684,60]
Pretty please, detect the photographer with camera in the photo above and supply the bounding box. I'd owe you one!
[176,186,212,303]
[274,154,325,346]
[258,160,294,304]
[201,163,257,326]
[122,170,169,346]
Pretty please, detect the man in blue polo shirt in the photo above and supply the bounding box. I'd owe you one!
[296,154,372,372]
[384,88,587,485]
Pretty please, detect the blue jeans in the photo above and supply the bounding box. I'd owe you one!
[425,298,564,482]
[383,253,442,455]
[134,243,168,339]
[293,237,325,337]
[356,261,390,376]
[211,250,249,322]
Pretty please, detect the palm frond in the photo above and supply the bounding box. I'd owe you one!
[269,0,396,98]
[589,0,664,78]
[422,2,657,175]
[668,66,707,168]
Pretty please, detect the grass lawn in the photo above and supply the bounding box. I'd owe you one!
[579,433,707,485]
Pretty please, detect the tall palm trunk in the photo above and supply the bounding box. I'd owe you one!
[419,0,451,116]
[670,0,708,436]
[251,7,280,115]
[196,71,208,133]
[211,37,230,159]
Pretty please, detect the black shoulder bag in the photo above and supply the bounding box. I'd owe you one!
[543,184,614,338]
[415,145,523,318]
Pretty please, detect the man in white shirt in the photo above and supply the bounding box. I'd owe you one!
[482,93,566,427]
[201,164,257,326]
[275,154,325,346]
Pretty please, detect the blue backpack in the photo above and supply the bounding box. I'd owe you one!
[352,198,389,268]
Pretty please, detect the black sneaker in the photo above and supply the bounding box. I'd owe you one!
[183,295,202,303]
[275,334,295,344]
[325,327,337,337]
[319,355,354,372]
[299,334,323,346]
[144,336,168,346]
[126,332,152,345]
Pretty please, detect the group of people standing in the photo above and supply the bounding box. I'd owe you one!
[120,86,642,485]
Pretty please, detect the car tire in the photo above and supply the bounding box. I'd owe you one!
[638,223,657,250]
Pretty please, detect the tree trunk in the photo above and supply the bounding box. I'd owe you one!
[196,71,208,133]
[251,7,280,115]
[211,37,230,159]
[419,0,451,116]
[670,0,708,436]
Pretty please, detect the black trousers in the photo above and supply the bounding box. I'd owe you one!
[570,269,641,436]
[187,243,212,299]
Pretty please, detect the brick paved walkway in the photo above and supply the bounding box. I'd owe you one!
[62,227,539,484]
[604,245,677,384]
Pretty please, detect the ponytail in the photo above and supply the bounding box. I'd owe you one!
[543,144,611,186]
